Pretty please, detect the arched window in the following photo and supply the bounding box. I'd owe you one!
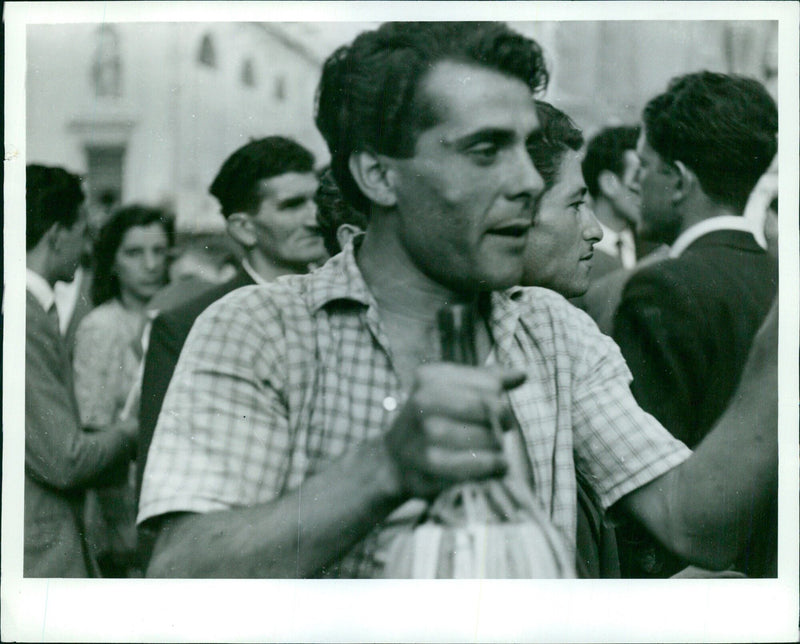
[91,25,122,98]
[198,33,217,68]
[241,59,256,87]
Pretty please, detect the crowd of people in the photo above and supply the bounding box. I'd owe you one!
[25,21,779,581]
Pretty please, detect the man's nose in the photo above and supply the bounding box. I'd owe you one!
[301,200,318,226]
[144,250,161,271]
[629,167,642,194]
[509,146,545,203]
[582,207,604,243]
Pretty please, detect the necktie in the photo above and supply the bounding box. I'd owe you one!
[47,302,61,334]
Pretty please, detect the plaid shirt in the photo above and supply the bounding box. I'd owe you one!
[138,239,691,577]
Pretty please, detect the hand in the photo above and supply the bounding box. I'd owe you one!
[382,363,526,499]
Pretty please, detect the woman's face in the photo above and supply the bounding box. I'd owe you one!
[113,222,170,305]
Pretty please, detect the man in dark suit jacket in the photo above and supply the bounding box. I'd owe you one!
[136,137,326,504]
[612,72,778,578]
[25,164,137,577]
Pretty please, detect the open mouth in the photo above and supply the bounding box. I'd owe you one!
[488,222,531,238]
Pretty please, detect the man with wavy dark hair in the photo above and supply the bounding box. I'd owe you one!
[313,166,368,257]
[25,164,137,576]
[581,126,642,275]
[139,23,776,581]
[613,71,778,578]
[137,136,324,517]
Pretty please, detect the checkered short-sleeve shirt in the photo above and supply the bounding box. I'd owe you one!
[138,240,691,577]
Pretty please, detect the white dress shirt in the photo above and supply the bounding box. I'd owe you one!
[669,215,765,259]
[595,223,637,269]
[241,258,270,286]
[27,268,56,313]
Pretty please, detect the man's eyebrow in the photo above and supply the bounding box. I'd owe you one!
[567,186,588,201]
[444,128,516,149]
[525,128,546,147]
[277,194,310,208]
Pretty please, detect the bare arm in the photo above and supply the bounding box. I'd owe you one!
[147,439,401,577]
[146,364,522,578]
[617,299,778,569]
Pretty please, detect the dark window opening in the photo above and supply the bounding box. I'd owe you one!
[198,33,217,68]
[241,59,256,87]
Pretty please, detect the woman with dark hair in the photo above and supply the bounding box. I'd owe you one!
[73,204,174,577]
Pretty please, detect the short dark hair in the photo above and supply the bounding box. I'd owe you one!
[315,21,549,215]
[209,136,315,217]
[26,164,85,250]
[643,71,777,212]
[91,204,175,305]
[528,101,584,191]
[314,167,369,256]
[581,126,640,199]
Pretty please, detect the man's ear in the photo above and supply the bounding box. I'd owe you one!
[46,221,70,252]
[335,222,363,252]
[226,213,257,249]
[348,150,397,208]
[671,160,696,205]
[597,169,622,198]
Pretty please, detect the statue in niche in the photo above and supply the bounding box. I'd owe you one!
[92,25,121,98]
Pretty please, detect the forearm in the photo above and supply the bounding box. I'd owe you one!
[621,302,778,569]
[671,340,777,567]
[27,427,133,490]
[147,438,405,578]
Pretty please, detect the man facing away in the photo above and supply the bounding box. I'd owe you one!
[138,22,776,579]
[612,72,779,577]
[581,127,641,277]
[136,136,325,504]
[576,126,672,333]
[616,72,778,452]
[25,164,138,576]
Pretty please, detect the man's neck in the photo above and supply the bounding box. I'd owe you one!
[593,198,629,234]
[356,226,489,386]
[245,252,306,283]
[26,251,56,287]
[357,225,479,326]
[673,194,741,241]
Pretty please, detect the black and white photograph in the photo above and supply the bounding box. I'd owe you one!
[3,1,799,642]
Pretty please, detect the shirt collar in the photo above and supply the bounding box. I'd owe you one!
[240,258,269,286]
[669,215,764,258]
[306,235,526,317]
[306,235,378,313]
[305,234,530,354]
[26,268,55,312]
[596,222,620,249]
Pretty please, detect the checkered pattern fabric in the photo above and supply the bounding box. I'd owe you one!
[138,239,691,577]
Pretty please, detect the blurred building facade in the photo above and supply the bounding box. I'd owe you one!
[27,20,777,232]
[514,20,777,135]
[27,22,326,232]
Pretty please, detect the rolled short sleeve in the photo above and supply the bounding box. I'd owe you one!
[137,287,293,525]
[567,307,692,511]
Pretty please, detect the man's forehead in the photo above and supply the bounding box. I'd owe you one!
[255,172,317,198]
[635,130,661,161]
[418,60,540,137]
[557,152,587,197]
[622,149,640,175]
[635,129,648,154]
